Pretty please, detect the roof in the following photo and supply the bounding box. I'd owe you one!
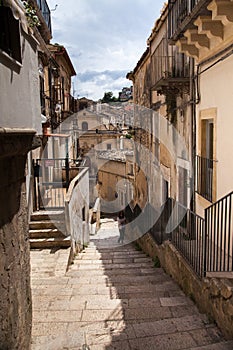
[46,133,70,138]
[48,44,76,76]
[97,150,134,162]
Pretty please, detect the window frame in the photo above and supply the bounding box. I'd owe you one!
[197,108,217,202]
[0,5,22,64]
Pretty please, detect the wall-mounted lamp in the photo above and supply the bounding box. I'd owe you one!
[50,5,58,12]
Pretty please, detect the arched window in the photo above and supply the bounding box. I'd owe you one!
[82,121,88,131]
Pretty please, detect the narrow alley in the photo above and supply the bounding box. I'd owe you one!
[30,219,233,350]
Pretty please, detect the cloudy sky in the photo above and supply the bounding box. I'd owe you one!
[47,0,166,101]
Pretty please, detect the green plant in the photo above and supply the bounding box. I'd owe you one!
[188,292,195,303]
[23,1,40,28]
[206,313,215,325]
[134,242,142,251]
[153,256,161,268]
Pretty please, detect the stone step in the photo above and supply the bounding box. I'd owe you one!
[74,262,155,270]
[29,220,65,230]
[30,210,65,222]
[189,340,233,349]
[31,219,232,348]
[30,237,70,249]
[29,228,66,239]
[83,248,142,255]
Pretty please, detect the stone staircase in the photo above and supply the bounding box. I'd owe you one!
[30,218,233,349]
[29,210,70,249]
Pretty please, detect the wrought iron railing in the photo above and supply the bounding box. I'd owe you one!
[33,158,69,210]
[196,155,214,202]
[168,0,203,39]
[35,0,51,33]
[33,158,81,210]
[204,191,233,275]
[171,202,205,277]
[150,192,233,278]
[150,39,190,89]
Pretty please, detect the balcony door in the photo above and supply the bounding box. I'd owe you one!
[204,119,214,161]
[201,119,214,201]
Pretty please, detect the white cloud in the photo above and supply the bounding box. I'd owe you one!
[47,0,166,100]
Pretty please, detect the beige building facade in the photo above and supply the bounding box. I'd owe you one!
[73,106,135,209]
[97,151,135,214]
[168,0,233,216]
[126,0,233,284]
[127,1,233,283]
[127,4,193,218]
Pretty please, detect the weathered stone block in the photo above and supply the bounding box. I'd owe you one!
[220,279,233,299]
[136,233,233,339]
[210,278,221,297]
[0,133,34,350]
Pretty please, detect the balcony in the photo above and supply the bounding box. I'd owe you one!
[168,0,211,41]
[32,0,52,41]
[168,0,233,60]
[35,0,51,30]
[150,39,190,95]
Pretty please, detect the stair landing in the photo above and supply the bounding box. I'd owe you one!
[29,210,70,249]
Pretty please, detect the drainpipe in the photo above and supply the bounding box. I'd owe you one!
[65,138,69,190]
[190,57,196,214]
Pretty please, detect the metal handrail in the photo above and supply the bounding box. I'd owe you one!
[204,191,233,275]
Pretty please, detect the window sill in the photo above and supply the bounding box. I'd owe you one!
[0,49,22,68]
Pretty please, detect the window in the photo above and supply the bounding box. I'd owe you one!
[128,163,134,175]
[107,143,111,150]
[0,6,21,63]
[197,109,217,202]
[163,180,169,202]
[82,207,85,221]
[82,122,88,131]
[197,119,214,201]
[201,119,214,161]
[120,192,125,206]
[38,60,46,114]
[179,167,188,207]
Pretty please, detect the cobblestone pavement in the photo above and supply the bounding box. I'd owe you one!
[30,218,233,350]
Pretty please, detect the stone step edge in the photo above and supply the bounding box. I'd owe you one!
[189,340,233,349]
[29,221,66,230]
[29,220,65,225]
[31,210,64,215]
[30,237,70,248]
[30,236,70,242]
[29,232,66,239]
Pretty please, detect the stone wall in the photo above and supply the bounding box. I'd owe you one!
[0,132,34,349]
[137,233,233,339]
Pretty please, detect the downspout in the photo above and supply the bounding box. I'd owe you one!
[190,57,196,213]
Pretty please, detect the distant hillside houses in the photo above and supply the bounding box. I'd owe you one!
[118,86,133,102]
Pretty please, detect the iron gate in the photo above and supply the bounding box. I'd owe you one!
[33,158,70,210]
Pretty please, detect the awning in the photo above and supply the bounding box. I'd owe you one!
[46,133,70,138]
[3,0,28,34]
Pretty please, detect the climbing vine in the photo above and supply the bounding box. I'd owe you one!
[23,1,40,28]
